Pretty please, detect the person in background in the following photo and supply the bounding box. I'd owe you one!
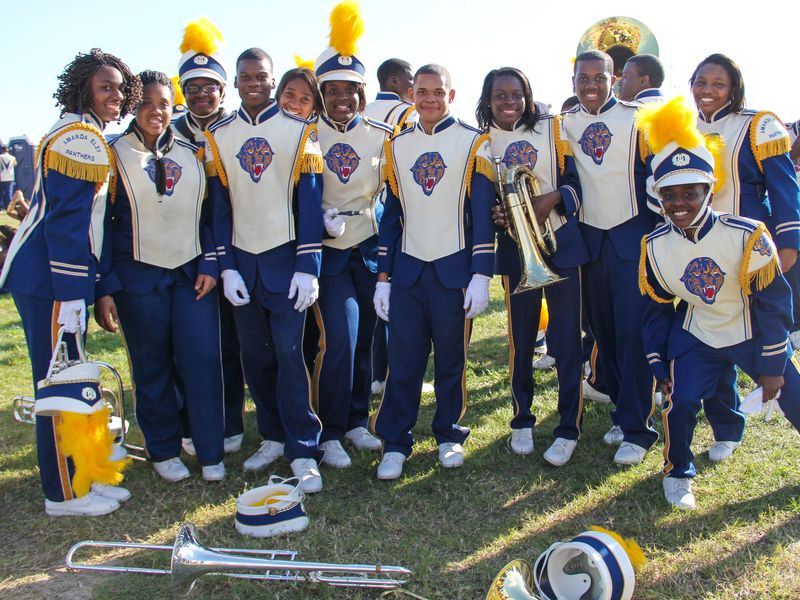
[0,142,17,211]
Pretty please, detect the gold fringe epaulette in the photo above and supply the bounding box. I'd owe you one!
[203,130,228,188]
[554,115,570,175]
[465,133,493,197]
[739,223,780,294]
[638,235,673,303]
[293,123,323,185]
[638,127,650,164]
[383,138,399,197]
[58,407,131,496]
[44,123,111,186]
[750,111,791,173]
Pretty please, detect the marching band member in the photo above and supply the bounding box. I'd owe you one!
[0,49,141,515]
[205,47,325,493]
[618,54,664,104]
[276,65,323,121]
[638,97,800,509]
[478,67,588,465]
[561,50,659,465]
[691,54,800,462]
[170,19,246,458]
[311,0,390,466]
[372,63,495,479]
[94,71,225,483]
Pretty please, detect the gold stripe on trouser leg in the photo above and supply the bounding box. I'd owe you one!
[661,360,675,476]
[309,303,325,414]
[503,276,522,421]
[117,321,150,459]
[573,268,585,435]
[459,287,472,422]
[50,300,74,499]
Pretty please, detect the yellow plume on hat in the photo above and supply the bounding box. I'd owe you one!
[294,55,316,71]
[589,526,647,571]
[171,75,186,107]
[329,0,364,57]
[636,96,703,155]
[180,17,224,55]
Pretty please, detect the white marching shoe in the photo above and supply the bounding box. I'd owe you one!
[663,477,696,510]
[377,452,406,480]
[438,442,465,468]
[291,458,323,493]
[320,440,352,468]
[45,491,120,517]
[181,437,196,456]
[153,457,191,482]
[510,428,534,455]
[345,427,382,451]
[614,442,647,466]
[532,354,556,370]
[543,438,577,467]
[370,380,386,395]
[202,461,226,482]
[709,441,741,462]
[583,380,611,403]
[603,425,624,446]
[243,440,284,472]
[91,483,131,502]
[224,434,244,453]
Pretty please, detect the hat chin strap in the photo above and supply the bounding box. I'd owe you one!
[688,188,714,228]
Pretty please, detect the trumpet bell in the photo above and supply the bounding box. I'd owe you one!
[576,16,659,77]
[487,559,537,600]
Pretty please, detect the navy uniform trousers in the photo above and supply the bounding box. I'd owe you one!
[314,247,377,442]
[664,341,800,479]
[582,231,658,449]
[232,271,323,461]
[503,265,584,440]
[375,263,471,456]
[114,268,224,466]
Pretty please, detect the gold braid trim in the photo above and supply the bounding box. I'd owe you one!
[383,138,399,197]
[638,127,650,164]
[750,111,791,173]
[195,146,205,162]
[639,235,673,303]
[739,223,780,295]
[554,115,569,175]
[465,133,493,197]
[202,130,228,188]
[44,123,111,184]
[292,123,323,185]
[108,168,117,205]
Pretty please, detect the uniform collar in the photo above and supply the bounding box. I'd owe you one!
[698,101,733,123]
[416,113,455,135]
[237,100,280,125]
[580,94,617,116]
[634,88,663,101]
[321,112,362,132]
[670,208,715,242]
[185,108,225,132]
[127,121,175,154]
[490,119,524,132]
[376,91,401,101]
[84,111,105,131]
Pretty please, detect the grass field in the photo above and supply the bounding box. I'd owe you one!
[1,274,799,599]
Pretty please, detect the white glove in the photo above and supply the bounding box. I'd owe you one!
[323,208,346,238]
[373,281,391,322]
[288,272,319,311]
[463,274,490,319]
[58,299,86,334]
[221,269,250,306]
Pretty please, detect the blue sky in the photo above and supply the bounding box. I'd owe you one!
[2,0,797,143]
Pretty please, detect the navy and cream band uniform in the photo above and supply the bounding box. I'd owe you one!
[562,95,659,451]
[490,115,589,443]
[1,112,122,503]
[632,88,664,104]
[99,125,224,466]
[363,91,415,130]
[205,100,325,462]
[641,212,800,479]
[373,114,495,457]
[313,113,393,442]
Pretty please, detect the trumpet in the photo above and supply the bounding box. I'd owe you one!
[494,157,563,293]
[66,522,413,597]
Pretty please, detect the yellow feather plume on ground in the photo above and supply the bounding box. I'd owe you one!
[171,76,186,107]
[180,18,224,55]
[294,55,316,71]
[636,97,703,154]
[329,1,364,56]
[57,408,131,497]
[589,526,647,570]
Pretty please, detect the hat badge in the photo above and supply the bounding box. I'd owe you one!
[672,153,690,167]
[81,387,97,401]
[193,55,209,65]
[338,55,353,66]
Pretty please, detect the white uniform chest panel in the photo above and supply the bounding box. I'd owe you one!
[697,113,750,215]
[364,100,405,126]
[318,121,385,248]
[215,114,305,254]
[114,138,203,269]
[563,106,638,229]
[649,224,752,348]
[393,126,478,262]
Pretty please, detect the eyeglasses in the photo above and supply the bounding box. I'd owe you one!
[184,83,221,95]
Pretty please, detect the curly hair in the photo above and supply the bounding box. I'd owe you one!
[476,67,540,133]
[53,48,142,119]
[139,70,175,99]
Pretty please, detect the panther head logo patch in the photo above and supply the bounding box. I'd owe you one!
[324,143,361,184]
[410,151,447,196]
[753,234,773,257]
[236,137,274,183]
[144,157,182,196]
[502,141,538,170]
[579,122,613,165]
[680,257,726,305]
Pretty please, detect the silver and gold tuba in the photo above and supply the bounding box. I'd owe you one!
[494,156,563,293]
[576,16,659,79]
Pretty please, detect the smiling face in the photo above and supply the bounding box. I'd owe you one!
[323,80,360,123]
[183,77,222,118]
[279,77,316,120]
[411,73,454,131]
[659,183,710,230]
[235,58,274,117]
[692,63,732,119]
[136,83,172,148]
[490,74,525,131]
[573,58,614,114]
[89,64,124,124]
